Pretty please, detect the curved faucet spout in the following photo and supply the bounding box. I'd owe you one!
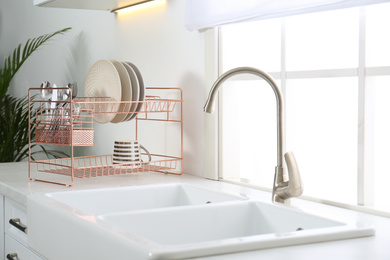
[204,67,303,204]
[204,67,284,167]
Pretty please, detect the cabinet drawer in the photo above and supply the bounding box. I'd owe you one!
[5,234,44,260]
[4,198,28,246]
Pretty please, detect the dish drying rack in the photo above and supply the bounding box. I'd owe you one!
[28,87,183,186]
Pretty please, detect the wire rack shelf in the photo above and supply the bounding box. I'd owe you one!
[28,87,183,186]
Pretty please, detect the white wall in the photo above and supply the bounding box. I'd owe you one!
[0,0,205,177]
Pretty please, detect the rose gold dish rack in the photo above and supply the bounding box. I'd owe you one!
[28,87,183,186]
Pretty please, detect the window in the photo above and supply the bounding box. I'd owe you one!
[219,3,390,212]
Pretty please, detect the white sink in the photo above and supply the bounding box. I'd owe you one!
[45,183,246,214]
[27,184,375,260]
[97,201,375,259]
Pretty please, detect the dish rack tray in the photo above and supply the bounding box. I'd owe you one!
[28,87,183,186]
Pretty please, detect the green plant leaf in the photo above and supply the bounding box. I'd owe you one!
[0,27,72,162]
[0,27,72,98]
[0,95,70,162]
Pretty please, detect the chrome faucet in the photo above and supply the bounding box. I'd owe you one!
[204,67,303,204]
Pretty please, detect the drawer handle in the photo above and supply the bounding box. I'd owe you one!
[6,253,17,260]
[9,218,28,234]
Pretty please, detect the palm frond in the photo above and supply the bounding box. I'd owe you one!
[0,27,72,162]
[0,95,70,162]
[0,27,72,98]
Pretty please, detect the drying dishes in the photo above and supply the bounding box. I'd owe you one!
[109,60,132,123]
[126,62,145,121]
[84,59,145,123]
[84,60,122,124]
[121,62,139,121]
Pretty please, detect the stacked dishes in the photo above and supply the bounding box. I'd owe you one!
[84,59,145,124]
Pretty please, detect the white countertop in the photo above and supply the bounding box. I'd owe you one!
[0,162,389,259]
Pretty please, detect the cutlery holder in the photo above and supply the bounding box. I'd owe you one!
[35,128,94,146]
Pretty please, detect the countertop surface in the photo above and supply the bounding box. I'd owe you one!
[0,162,389,260]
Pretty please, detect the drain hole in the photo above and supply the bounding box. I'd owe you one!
[206,201,212,204]
[296,227,304,231]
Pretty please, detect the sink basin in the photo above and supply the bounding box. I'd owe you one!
[44,183,246,214]
[28,183,375,260]
[97,201,375,259]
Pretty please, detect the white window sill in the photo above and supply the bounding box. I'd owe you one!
[221,177,390,218]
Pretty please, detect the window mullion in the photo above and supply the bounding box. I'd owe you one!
[281,18,286,93]
[281,18,287,154]
[357,7,375,206]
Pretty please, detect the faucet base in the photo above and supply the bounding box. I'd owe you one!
[272,153,303,204]
[274,196,290,205]
[272,166,287,203]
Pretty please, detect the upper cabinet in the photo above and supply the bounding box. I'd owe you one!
[33,0,148,11]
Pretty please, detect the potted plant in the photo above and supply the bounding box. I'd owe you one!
[0,27,71,162]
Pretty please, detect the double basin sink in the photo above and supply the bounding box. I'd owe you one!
[27,183,375,260]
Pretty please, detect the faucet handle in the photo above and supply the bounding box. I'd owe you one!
[284,151,303,198]
[275,151,303,201]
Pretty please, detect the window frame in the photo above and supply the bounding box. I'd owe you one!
[204,6,390,218]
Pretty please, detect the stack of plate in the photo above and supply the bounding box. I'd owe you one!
[84,59,145,124]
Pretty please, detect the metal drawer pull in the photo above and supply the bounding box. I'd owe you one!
[6,253,18,260]
[9,218,28,234]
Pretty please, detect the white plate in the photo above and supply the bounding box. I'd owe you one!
[126,62,145,121]
[110,60,132,123]
[121,62,139,121]
[84,60,121,124]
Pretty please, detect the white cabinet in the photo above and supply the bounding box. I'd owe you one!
[5,235,43,260]
[3,198,44,260]
[4,198,28,247]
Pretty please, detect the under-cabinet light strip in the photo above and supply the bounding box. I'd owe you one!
[111,0,156,13]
